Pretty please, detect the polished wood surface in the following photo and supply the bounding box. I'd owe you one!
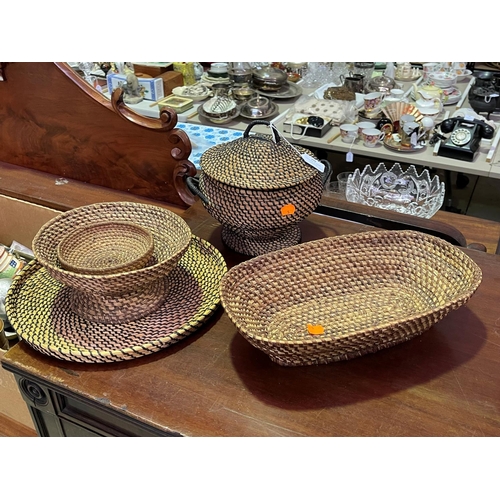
[0,62,196,205]
[3,201,500,436]
[0,160,186,214]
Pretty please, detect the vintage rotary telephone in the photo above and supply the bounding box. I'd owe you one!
[437,116,495,162]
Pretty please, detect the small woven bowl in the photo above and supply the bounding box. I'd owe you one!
[57,221,154,275]
[33,202,192,296]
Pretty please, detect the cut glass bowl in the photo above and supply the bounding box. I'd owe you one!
[345,163,445,218]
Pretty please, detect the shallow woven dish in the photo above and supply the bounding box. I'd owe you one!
[220,230,482,366]
[57,221,154,275]
[33,202,192,296]
[6,236,227,363]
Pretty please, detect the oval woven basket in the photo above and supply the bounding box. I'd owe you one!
[33,202,192,296]
[57,221,154,275]
[220,230,482,366]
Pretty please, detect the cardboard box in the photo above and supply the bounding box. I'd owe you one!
[0,195,61,431]
[106,73,164,101]
[132,63,173,78]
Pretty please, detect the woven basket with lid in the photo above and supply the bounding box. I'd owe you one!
[186,119,331,256]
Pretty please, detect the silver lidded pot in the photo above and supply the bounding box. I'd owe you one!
[364,74,397,95]
[252,66,288,91]
[227,62,252,85]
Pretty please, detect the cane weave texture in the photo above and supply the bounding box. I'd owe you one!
[199,132,319,190]
[33,202,191,296]
[6,237,227,363]
[197,130,326,255]
[220,230,482,366]
[57,221,154,275]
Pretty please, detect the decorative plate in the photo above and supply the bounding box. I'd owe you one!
[383,135,425,153]
[201,73,231,85]
[172,84,210,101]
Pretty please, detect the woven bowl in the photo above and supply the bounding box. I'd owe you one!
[57,221,154,275]
[220,230,482,366]
[33,202,192,296]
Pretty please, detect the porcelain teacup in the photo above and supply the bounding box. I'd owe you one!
[363,92,384,113]
[362,128,385,148]
[340,124,358,143]
[357,121,375,138]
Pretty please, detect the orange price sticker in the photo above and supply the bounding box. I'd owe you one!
[307,323,325,335]
[280,203,296,216]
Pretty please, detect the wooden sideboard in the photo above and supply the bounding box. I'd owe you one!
[3,200,500,437]
[2,62,500,437]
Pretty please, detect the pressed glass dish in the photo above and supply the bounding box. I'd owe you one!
[345,163,445,218]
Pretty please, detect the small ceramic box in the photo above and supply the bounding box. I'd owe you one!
[106,73,165,101]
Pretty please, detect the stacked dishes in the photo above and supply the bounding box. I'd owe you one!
[5,202,227,362]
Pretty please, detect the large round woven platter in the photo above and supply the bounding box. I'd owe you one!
[220,230,482,367]
[6,237,227,363]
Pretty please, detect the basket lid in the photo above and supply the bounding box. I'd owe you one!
[199,120,320,190]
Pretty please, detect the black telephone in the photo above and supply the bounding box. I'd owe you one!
[438,117,495,162]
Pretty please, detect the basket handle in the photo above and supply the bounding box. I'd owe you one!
[243,120,281,143]
[319,159,332,187]
[185,176,210,206]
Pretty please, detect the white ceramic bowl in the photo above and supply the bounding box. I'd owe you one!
[456,69,473,81]
[428,71,458,88]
